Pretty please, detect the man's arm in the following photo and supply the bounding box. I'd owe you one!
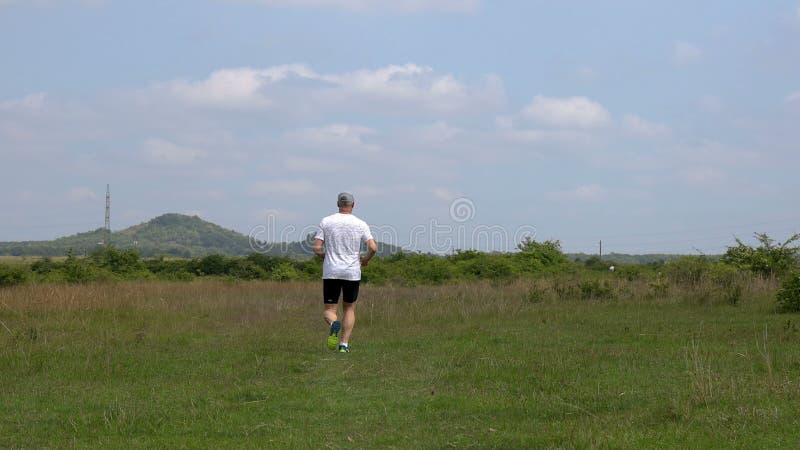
[360,239,377,267]
[313,238,325,258]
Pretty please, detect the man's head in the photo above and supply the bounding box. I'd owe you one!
[337,192,354,211]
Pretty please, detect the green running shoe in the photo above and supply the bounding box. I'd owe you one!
[327,321,341,350]
[338,344,350,353]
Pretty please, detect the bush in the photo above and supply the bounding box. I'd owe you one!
[578,279,616,300]
[648,276,669,299]
[30,257,59,275]
[526,284,547,303]
[402,255,453,285]
[0,263,29,287]
[552,277,580,301]
[271,262,301,281]
[664,256,712,285]
[90,246,146,277]
[61,253,115,283]
[722,233,799,277]
[451,252,515,280]
[246,253,289,273]
[196,254,227,276]
[515,237,569,273]
[226,259,268,280]
[361,258,389,285]
[296,258,322,280]
[776,274,800,312]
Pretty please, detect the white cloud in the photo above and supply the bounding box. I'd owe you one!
[499,128,596,146]
[546,184,607,203]
[251,179,318,196]
[430,187,459,202]
[146,63,503,114]
[142,138,206,165]
[521,95,611,129]
[621,114,671,138]
[283,124,382,154]
[0,92,47,112]
[0,0,106,8]
[785,91,800,103]
[0,92,101,152]
[284,157,346,173]
[206,190,225,201]
[153,65,315,110]
[678,166,726,187]
[319,65,503,113]
[415,121,462,142]
[247,0,479,13]
[66,186,97,203]
[350,185,383,198]
[574,66,597,82]
[698,94,724,113]
[253,208,301,222]
[673,41,703,66]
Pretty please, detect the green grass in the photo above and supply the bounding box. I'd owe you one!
[1,280,799,448]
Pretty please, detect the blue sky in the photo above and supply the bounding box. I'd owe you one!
[1,0,799,253]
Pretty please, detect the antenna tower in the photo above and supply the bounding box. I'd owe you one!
[104,184,111,245]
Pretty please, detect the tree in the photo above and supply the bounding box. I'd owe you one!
[722,233,800,277]
[514,237,569,272]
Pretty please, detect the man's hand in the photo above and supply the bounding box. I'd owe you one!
[361,239,377,267]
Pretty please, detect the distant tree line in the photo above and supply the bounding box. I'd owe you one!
[1,233,798,311]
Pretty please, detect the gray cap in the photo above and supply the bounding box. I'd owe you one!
[337,192,354,205]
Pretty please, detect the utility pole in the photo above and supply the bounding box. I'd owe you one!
[104,184,111,245]
[599,240,602,261]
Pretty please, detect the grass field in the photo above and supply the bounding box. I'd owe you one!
[1,279,799,448]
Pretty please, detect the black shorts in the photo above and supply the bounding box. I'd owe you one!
[323,279,360,304]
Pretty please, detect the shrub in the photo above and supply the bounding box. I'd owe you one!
[552,277,580,301]
[526,284,547,303]
[0,263,29,287]
[578,279,616,300]
[648,276,669,299]
[226,259,268,280]
[361,258,389,285]
[722,232,799,278]
[453,253,515,280]
[583,256,616,271]
[30,257,59,275]
[90,246,146,276]
[382,253,454,285]
[196,254,228,276]
[296,258,323,280]
[61,253,115,283]
[515,237,569,272]
[776,274,800,312]
[271,262,301,281]
[145,257,192,275]
[665,256,712,285]
[246,253,289,273]
[723,284,743,306]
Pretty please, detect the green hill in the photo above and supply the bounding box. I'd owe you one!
[0,213,403,258]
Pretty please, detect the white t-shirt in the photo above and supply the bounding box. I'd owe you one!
[314,212,374,281]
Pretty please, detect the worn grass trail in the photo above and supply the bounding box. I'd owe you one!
[1,280,799,448]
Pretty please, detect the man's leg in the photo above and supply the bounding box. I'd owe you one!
[323,279,342,350]
[323,304,338,325]
[340,302,356,346]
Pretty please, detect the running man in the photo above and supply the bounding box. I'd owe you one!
[313,192,377,353]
